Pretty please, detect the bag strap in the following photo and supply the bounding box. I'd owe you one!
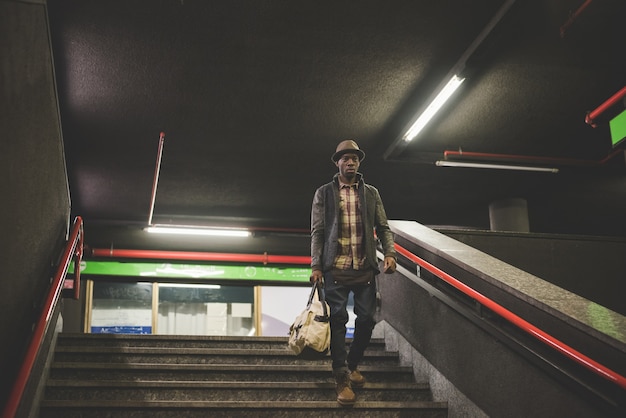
[306,281,329,317]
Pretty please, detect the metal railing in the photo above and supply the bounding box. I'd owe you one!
[2,216,84,418]
[394,242,626,391]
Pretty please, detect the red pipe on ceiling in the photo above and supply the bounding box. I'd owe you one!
[90,248,311,265]
[585,86,626,128]
[560,0,594,38]
[147,132,165,226]
[443,148,623,167]
[441,87,626,166]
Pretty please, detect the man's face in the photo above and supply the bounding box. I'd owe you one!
[336,153,360,180]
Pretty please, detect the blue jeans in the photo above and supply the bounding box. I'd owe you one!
[323,270,377,373]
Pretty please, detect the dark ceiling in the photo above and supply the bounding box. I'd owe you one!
[46,0,626,250]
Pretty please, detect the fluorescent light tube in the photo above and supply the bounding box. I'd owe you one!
[145,226,251,237]
[403,75,465,142]
[436,160,559,173]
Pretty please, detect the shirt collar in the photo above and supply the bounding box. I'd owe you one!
[339,179,358,189]
[335,173,362,189]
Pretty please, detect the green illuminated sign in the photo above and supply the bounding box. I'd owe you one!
[610,108,626,147]
[71,261,311,283]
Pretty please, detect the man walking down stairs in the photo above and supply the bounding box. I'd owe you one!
[39,333,448,417]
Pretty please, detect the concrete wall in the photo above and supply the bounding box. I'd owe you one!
[382,321,488,418]
[0,0,71,409]
[440,229,626,316]
[378,268,615,418]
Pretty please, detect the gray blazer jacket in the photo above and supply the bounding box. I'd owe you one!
[310,173,396,273]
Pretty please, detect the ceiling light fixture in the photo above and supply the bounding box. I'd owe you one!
[145,226,251,237]
[383,0,516,159]
[435,160,559,173]
[403,75,465,143]
[144,133,250,238]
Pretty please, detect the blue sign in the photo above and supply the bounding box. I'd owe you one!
[91,326,152,334]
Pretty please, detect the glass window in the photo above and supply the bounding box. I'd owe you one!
[90,281,153,334]
[157,283,255,336]
[259,286,311,336]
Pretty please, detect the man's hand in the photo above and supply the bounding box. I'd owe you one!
[310,269,323,283]
[383,256,396,274]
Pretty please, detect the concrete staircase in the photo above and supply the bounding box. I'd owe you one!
[39,333,448,417]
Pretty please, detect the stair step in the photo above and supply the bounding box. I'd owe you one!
[43,334,448,417]
[39,400,449,418]
[45,380,432,402]
[53,346,400,366]
[56,333,387,350]
[49,362,416,383]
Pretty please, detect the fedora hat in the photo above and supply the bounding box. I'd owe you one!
[331,139,365,163]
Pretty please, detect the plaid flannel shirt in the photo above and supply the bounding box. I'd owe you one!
[333,182,365,270]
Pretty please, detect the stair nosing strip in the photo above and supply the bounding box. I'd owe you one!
[50,362,413,372]
[57,334,386,346]
[46,379,428,390]
[40,400,448,409]
[55,346,398,357]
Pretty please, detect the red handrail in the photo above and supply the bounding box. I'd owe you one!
[2,216,84,418]
[394,243,626,391]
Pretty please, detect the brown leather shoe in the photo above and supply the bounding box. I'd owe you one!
[349,369,366,387]
[335,372,356,406]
